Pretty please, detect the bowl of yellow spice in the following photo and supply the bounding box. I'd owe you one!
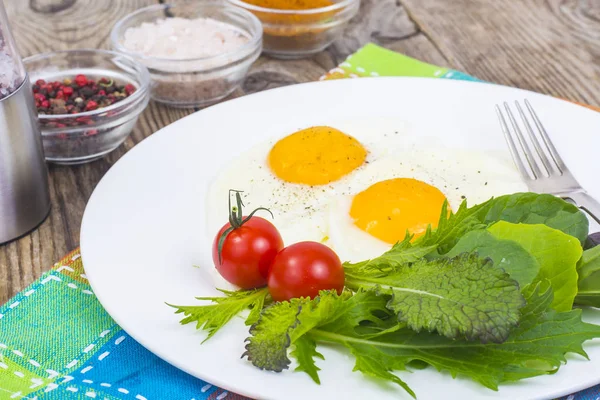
[227,0,359,59]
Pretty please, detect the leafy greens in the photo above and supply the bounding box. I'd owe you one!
[170,192,600,398]
[576,245,600,307]
[168,287,269,342]
[244,286,600,398]
[345,253,524,343]
[487,221,582,311]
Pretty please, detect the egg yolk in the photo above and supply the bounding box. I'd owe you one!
[350,178,450,244]
[268,126,367,185]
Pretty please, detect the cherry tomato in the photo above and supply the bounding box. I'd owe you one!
[213,215,284,289]
[267,241,345,302]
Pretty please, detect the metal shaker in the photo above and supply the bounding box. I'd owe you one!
[0,0,50,244]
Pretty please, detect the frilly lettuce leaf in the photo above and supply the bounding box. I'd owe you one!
[168,287,269,342]
[243,290,388,373]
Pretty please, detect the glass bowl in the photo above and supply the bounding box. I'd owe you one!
[227,0,360,59]
[23,49,150,165]
[111,3,262,108]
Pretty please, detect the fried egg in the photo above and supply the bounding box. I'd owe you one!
[206,126,370,246]
[326,147,529,262]
[206,119,529,266]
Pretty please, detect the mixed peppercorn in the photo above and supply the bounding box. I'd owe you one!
[32,74,136,119]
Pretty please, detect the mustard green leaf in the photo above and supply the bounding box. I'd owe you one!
[343,235,436,276]
[243,290,390,379]
[309,283,600,394]
[348,345,416,399]
[345,253,524,343]
[168,287,269,342]
[246,289,268,326]
[291,336,324,384]
[243,299,303,372]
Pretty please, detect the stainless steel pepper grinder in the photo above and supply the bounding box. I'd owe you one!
[0,0,50,244]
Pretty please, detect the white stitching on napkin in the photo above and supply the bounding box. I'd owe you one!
[65,328,114,370]
[72,376,147,400]
[29,378,44,389]
[46,369,59,379]
[44,383,58,393]
[201,384,212,392]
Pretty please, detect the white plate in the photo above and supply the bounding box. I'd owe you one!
[81,77,600,400]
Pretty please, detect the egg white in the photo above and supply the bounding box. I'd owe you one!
[206,118,529,267]
[326,148,529,263]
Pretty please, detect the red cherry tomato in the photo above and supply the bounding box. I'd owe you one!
[212,216,283,289]
[267,241,345,302]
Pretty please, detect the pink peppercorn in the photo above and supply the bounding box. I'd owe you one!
[85,100,98,111]
[75,74,88,87]
[124,84,136,95]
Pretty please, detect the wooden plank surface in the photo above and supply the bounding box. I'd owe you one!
[0,0,597,302]
[401,0,600,105]
[0,0,439,302]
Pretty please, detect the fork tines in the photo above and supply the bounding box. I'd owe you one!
[495,99,566,181]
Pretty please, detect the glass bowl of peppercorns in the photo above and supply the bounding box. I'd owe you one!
[23,49,150,165]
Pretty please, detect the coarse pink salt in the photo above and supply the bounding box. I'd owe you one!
[121,17,250,60]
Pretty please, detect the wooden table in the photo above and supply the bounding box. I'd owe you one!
[1,0,599,303]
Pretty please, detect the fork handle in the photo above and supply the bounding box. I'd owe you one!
[566,192,600,225]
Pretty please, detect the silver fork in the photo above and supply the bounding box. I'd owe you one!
[496,99,600,224]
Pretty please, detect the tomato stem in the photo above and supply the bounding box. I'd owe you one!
[217,190,274,263]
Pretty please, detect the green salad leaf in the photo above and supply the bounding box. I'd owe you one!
[290,336,324,384]
[244,290,388,374]
[344,237,436,275]
[488,221,582,312]
[243,298,303,372]
[168,287,269,342]
[576,245,600,307]
[314,283,600,392]
[445,230,540,286]
[244,285,600,398]
[346,193,588,271]
[420,193,588,254]
[345,253,524,343]
[482,193,589,244]
[171,191,599,399]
